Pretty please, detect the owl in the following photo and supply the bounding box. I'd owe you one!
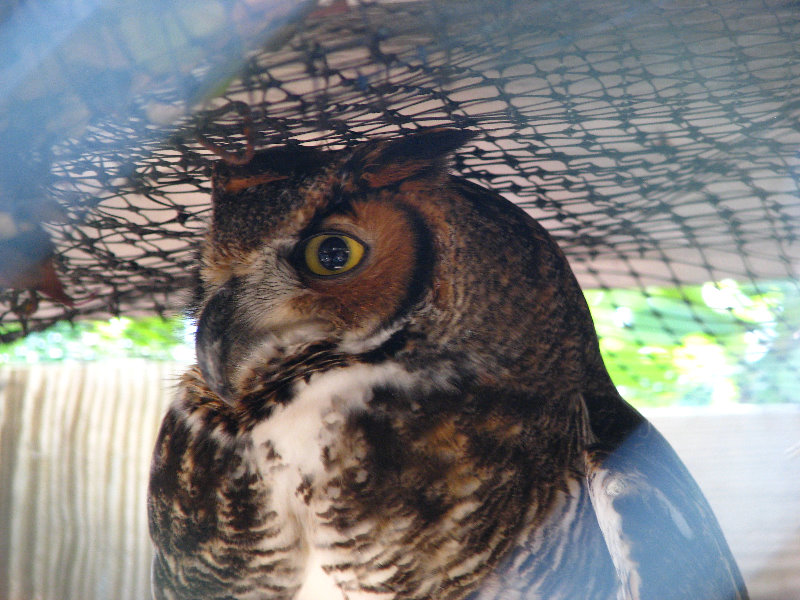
[148,128,748,600]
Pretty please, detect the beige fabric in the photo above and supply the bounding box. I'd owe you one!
[0,361,178,600]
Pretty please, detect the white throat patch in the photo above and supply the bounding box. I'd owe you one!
[247,361,419,599]
[249,361,414,477]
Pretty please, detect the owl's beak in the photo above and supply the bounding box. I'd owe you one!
[195,282,240,405]
[196,279,336,406]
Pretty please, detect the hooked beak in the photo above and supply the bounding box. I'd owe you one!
[195,278,335,406]
[195,281,242,405]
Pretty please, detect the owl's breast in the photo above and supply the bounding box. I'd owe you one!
[246,361,420,599]
[152,358,584,600]
[249,361,408,480]
[244,360,576,600]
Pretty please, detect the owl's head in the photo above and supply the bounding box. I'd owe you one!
[193,128,610,407]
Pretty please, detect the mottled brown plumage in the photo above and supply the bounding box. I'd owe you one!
[148,128,748,600]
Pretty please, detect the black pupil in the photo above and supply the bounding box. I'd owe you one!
[318,237,350,271]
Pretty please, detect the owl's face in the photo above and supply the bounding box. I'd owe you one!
[193,129,606,408]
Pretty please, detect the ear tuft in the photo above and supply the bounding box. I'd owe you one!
[351,127,477,188]
[378,127,477,162]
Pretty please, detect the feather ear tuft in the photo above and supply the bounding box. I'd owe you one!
[378,127,477,162]
[349,127,477,189]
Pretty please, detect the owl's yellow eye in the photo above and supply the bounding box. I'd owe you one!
[303,233,366,276]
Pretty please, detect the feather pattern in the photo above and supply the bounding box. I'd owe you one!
[148,129,748,600]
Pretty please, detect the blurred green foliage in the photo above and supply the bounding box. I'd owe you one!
[586,279,800,407]
[0,279,797,407]
[0,316,194,363]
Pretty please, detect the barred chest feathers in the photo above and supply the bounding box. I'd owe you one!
[156,350,574,600]
[247,360,418,600]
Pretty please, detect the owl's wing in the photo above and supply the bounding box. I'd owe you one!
[584,408,749,600]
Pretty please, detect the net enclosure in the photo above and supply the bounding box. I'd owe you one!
[0,0,798,404]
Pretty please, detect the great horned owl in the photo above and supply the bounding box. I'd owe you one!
[148,129,748,600]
